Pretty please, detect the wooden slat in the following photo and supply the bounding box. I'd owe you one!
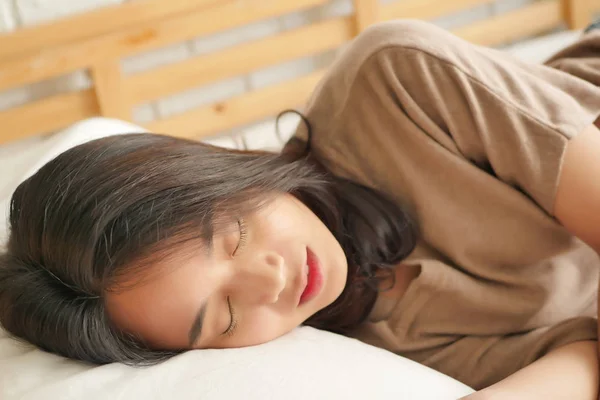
[353,0,380,32]
[0,0,218,61]
[91,60,130,120]
[127,17,353,104]
[0,90,98,145]
[0,0,329,92]
[3,0,598,146]
[454,0,562,46]
[381,0,492,21]
[562,0,593,29]
[147,71,325,139]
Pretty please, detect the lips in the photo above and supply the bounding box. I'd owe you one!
[298,247,323,306]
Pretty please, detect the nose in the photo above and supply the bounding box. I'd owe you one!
[232,250,286,305]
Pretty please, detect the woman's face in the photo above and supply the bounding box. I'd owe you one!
[105,194,348,350]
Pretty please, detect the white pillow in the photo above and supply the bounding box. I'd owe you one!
[0,325,473,400]
[0,118,474,399]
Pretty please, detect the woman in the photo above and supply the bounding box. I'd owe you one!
[1,20,600,398]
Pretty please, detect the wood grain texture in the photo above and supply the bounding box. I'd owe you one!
[381,0,492,22]
[0,0,218,61]
[0,0,595,143]
[147,71,325,139]
[455,0,562,46]
[354,0,380,32]
[91,60,130,121]
[562,0,593,29]
[0,90,98,145]
[0,0,331,91]
[126,17,353,104]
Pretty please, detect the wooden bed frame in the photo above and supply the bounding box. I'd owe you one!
[0,0,598,145]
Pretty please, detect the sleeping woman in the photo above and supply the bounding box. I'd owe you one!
[1,20,600,399]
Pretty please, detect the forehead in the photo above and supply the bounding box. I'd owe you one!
[104,248,216,348]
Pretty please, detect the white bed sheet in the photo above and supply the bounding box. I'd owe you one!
[0,29,584,400]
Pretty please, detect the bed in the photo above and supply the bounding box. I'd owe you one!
[0,1,599,399]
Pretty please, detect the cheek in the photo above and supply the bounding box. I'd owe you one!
[217,309,297,348]
[266,206,299,233]
[252,201,302,249]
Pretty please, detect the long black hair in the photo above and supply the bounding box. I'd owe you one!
[0,118,417,365]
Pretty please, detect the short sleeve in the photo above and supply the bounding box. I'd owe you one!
[330,21,600,215]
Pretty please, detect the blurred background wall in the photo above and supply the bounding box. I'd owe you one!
[0,0,586,147]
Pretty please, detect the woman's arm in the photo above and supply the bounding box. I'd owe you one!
[555,122,600,251]
[460,340,599,400]
[554,122,600,377]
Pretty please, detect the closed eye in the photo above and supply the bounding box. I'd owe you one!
[233,218,248,256]
[223,219,246,338]
[222,296,238,337]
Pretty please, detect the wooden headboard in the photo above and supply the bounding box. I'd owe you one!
[0,0,598,145]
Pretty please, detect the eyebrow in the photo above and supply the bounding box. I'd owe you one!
[188,301,208,346]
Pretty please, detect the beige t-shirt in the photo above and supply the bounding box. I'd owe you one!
[285,21,600,389]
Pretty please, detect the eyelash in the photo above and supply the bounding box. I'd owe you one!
[223,218,246,338]
[233,218,248,256]
[223,296,238,337]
